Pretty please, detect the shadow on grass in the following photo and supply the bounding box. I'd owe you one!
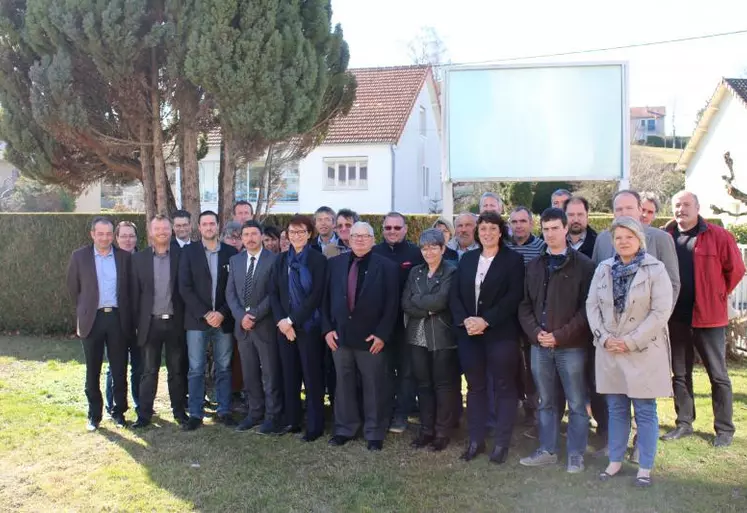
[0,335,84,364]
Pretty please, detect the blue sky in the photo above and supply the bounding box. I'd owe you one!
[331,0,747,135]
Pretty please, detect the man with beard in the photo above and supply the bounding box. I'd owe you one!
[564,197,597,259]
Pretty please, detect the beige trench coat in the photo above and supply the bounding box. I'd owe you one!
[586,253,674,399]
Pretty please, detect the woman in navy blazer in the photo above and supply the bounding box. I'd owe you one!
[270,215,328,441]
[450,212,525,464]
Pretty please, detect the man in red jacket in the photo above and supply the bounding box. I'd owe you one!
[662,191,745,447]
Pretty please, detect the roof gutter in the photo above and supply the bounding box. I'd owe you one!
[390,144,396,211]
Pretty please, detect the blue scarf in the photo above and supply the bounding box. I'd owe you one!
[288,244,319,331]
[611,250,645,314]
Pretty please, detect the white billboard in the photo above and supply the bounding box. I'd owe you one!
[444,62,629,182]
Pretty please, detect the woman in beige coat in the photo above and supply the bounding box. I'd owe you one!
[586,216,673,488]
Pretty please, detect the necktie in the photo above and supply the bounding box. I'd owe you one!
[347,257,361,312]
[244,256,256,307]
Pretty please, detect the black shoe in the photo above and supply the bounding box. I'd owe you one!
[429,437,450,452]
[713,433,733,447]
[328,435,352,447]
[216,414,237,427]
[131,418,151,429]
[367,440,383,451]
[258,420,283,435]
[301,432,323,443]
[489,446,509,464]
[174,412,189,426]
[661,426,693,441]
[182,417,203,431]
[235,416,261,432]
[86,419,100,432]
[111,414,127,428]
[281,424,302,435]
[410,433,434,449]
[459,441,485,462]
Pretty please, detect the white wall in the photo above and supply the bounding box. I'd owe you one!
[686,92,747,224]
[393,83,442,213]
[298,143,393,214]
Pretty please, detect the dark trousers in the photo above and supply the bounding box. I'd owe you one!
[518,339,538,414]
[411,345,460,438]
[458,337,519,447]
[587,345,608,434]
[388,329,417,420]
[105,340,141,415]
[324,345,336,407]
[138,317,187,421]
[278,328,326,436]
[332,346,388,441]
[669,320,734,434]
[82,310,127,421]
[237,330,282,423]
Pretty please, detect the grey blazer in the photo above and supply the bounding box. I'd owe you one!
[226,248,277,342]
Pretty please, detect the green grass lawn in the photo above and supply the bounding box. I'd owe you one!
[0,335,745,513]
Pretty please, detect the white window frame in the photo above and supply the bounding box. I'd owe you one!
[323,157,369,190]
[422,165,430,198]
[419,106,427,137]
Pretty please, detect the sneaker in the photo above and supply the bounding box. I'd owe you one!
[567,454,585,474]
[388,417,407,434]
[519,449,558,467]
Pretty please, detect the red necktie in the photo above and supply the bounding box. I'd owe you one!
[347,257,361,312]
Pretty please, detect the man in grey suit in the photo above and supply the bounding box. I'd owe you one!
[226,220,284,434]
[592,190,681,304]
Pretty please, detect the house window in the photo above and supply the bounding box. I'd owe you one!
[246,163,299,202]
[640,119,646,127]
[198,161,219,203]
[419,106,427,137]
[422,166,430,197]
[647,119,656,131]
[324,158,368,190]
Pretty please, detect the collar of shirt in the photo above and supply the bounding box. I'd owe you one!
[93,246,114,259]
[202,241,221,255]
[318,233,338,247]
[568,230,586,248]
[246,248,262,272]
[349,249,372,265]
[545,246,568,256]
[511,234,535,246]
[177,238,190,247]
[153,247,169,258]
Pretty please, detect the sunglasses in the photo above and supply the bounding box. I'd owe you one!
[384,226,403,231]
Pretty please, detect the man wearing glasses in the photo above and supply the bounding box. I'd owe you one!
[373,212,424,434]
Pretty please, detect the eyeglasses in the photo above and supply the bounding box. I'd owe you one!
[287,229,308,236]
[384,226,403,231]
[350,234,373,240]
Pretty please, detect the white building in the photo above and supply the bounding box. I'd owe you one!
[196,65,442,214]
[630,106,666,143]
[679,78,747,225]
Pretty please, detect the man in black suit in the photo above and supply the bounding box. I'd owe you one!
[66,216,133,431]
[564,196,597,259]
[130,215,188,428]
[178,210,238,430]
[323,221,399,451]
[225,221,282,434]
[372,212,424,433]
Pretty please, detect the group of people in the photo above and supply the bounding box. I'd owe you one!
[66,189,743,488]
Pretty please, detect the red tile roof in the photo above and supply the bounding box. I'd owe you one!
[630,106,666,119]
[725,78,747,105]
[203,65,432,148]
[324,65,431,144]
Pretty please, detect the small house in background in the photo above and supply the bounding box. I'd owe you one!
[630,106,666,143]
[678,78,747,225]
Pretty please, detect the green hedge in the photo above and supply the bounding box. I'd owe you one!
[0,212,726,334]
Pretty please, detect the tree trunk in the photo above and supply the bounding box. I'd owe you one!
[151,48,168,215]
[140,122,156,221]
[176,82,201,217]
[218,134,236,226]
[255,144,273,220]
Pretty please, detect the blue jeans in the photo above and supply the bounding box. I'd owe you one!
[607,395,658,470]
[105,342,141,415]
[186,328,233,418]
[531,346,589,456]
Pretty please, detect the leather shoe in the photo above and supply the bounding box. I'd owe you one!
[281,424,302,435]
[489,446,509,464]
[328,435,352,447]
[174,412,189,426]
[182,417,203,431]
[216,414,237,427]
[713,433,733,448]
[131,418,151,429]
[459,441,485,462]
[111,414,127,428]
[86,419,100,432]
[429,437,450,452]
[411,433,434,449]
[660,426,693,441]
[301,432,323,443]
[367,440,383,451]
[235,417,261,432]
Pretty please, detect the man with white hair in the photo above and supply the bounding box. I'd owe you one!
[661,191,745,447]
[323,222,399,451]
[447,213,479,259]
[479,192,503,215]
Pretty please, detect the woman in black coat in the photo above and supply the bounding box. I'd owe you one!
[449,212,525,464]
[270,215,328,441]
[402,229,459,452]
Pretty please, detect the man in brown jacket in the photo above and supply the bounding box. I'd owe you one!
[66,216,133,431]
[518,208,595,474]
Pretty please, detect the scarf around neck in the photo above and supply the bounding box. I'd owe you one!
[611,250,645,314]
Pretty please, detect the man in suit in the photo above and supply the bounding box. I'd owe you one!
[179,210,238,430]
[322,208,359,258]
[324,222,399,451]
[564,196,597,260]
[226,220,283,434]
[130,215,188,428]
[172,210,193,249]
[66,216,133,431]
[372,212,424,433]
